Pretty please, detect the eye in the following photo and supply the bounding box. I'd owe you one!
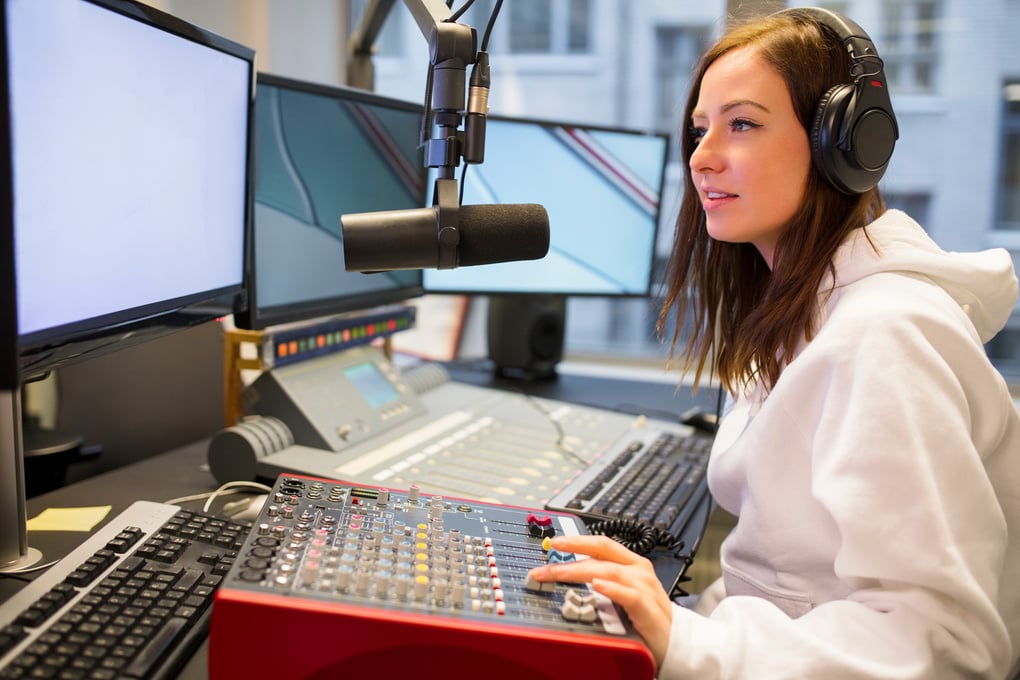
[687,125,706,146]
[730,117,761,133]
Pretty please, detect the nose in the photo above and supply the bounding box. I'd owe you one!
[689,130,720,175]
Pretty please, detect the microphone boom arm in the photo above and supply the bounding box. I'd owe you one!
[404,1,479,268]
[346,0,398,90]
[343,0,497,271]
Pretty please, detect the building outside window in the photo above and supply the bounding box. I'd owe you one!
[1000,81,1020,232]
[880,0,941,94]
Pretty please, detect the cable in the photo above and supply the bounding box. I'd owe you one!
[458,163,471,204]
[447,0,501,50]
[586,518,685,556]
[478,0,502,51]
[518,391,590,468]
[666,384,726,599]
[164,480,272,513]
[5,479,274,580]
[447,0,475,23]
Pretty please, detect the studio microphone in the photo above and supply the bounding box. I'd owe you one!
[341,202,549,272]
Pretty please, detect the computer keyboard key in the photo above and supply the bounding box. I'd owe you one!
[123,616,188,678]
[106,527,145,554]
[0,626,26,657]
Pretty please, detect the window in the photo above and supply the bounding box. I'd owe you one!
[987,321,1020,380]
[999,81,1020,231]
[885,192,932,228]
[354,0,1018,385]
[880,0,942,94]
[460,0,592,55]
[654,25,710,149]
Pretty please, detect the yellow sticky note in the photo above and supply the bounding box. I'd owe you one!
[26,506,112,532]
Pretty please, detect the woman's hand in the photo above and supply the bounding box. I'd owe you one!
[527,534,673,666]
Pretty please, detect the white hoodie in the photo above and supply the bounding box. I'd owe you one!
[660,210,1020,679]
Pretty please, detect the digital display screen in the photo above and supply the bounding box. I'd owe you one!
[344,362,399,408]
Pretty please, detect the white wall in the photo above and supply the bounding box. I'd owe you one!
[142,0,348,87]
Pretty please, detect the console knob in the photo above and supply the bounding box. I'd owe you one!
[412,575,429,601]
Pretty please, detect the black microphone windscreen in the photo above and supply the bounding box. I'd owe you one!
[457,203,550,267]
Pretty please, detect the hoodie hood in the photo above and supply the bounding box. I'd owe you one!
[829,209,1018,343]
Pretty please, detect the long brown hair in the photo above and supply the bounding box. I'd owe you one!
[658,11,886,396]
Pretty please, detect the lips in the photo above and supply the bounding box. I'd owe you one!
[700,187,737,210]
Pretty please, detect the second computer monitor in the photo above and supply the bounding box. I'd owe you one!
[423,115,670,297]
[236,73,427,330]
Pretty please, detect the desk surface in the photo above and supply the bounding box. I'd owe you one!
[4,368,718,679]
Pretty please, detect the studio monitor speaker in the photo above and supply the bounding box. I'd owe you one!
[486,295,566,381]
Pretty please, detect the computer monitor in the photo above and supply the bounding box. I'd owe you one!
[234,73,426,331]
[422,114,669,379]
[423,115,670,297]
[1,0,254,571]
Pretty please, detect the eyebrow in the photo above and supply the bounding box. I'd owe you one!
[691,98,771,119]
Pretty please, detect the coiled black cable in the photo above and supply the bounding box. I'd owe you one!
[586,518,685,556]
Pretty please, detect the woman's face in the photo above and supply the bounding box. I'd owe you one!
[689,46,813,268]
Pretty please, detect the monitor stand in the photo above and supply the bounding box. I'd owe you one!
[486,294,566,381]
[0,387,45,573]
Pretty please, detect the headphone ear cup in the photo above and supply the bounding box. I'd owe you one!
[810,83,854,192]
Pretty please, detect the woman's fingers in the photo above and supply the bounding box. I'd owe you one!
[528,554,621,585]
[528,535,655,584]
[524,535,674,666]
[591,577,671,665]
[545,534,650,564]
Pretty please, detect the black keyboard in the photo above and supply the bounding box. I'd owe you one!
[0,501,250,680]
[544,430,712,542]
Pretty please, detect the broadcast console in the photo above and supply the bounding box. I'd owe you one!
[210,345,707,512]
[208,474,657,679]
[207,345,715,596]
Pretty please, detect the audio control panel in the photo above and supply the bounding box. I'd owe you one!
[242,345,426,452]
[209,474,655,679]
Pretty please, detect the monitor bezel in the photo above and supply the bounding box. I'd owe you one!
[421,112,671,299]
[5,0,256,382]
[233,72,427,332]
[0,0,13,391]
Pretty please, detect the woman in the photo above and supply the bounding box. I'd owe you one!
[527,8,1020,679]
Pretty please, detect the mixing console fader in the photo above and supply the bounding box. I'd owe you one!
[209,474,656,680]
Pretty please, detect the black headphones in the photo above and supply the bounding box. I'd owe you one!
[776,7,899,195]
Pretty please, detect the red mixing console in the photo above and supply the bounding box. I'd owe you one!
[209,474,655,679]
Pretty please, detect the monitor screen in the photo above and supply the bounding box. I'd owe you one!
[234,73,426,330]
[0,0,253,570]
[423,115,669,297]
[5,0,254,379]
